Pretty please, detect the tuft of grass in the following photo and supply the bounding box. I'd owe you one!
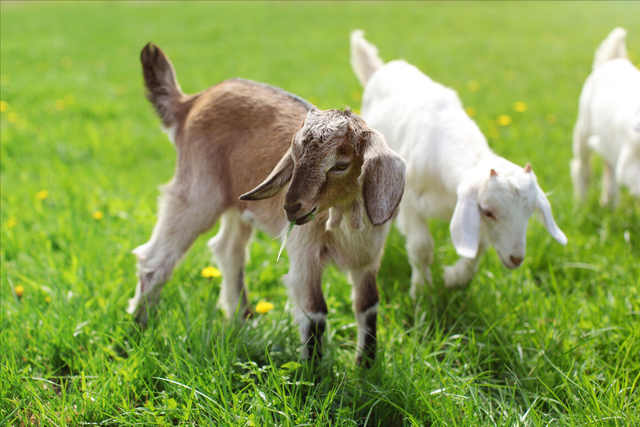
[1,1,639,426]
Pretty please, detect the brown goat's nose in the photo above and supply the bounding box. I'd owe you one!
[283,202,301,215]
[510,256,523,267]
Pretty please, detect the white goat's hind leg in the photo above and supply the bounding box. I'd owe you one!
[443,238,488,288]
[570,120,592,202]
[600,161,619,207]
[128,184,220,325]
[283,243,326,362]
[397,197,434,299]
[208,210,253,320]
[349,267,380,367]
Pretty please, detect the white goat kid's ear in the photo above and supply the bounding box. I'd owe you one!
[361,131,406,226]
[239,148,294,201]
[535,184,568,245]
[450,180,481,259]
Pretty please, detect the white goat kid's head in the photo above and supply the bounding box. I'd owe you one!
[450,163,567,269]
[240,108,406,226]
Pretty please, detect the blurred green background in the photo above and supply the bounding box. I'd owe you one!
[1,2,639,426]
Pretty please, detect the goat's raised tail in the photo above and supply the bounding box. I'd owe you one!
[141,43,185,127]
[350,30,384,87]
[593,27,628,70]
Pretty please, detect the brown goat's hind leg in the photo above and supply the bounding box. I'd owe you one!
[128,183,220,325]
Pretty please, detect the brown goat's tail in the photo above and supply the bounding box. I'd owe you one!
[140,43,184,127]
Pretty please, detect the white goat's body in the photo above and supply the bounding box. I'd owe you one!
[362,60,490,221]
[572,28,640,204]
[351,31,567,293]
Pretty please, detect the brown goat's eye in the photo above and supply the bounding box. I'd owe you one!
[331,162,350,172]
[480,207,496,220]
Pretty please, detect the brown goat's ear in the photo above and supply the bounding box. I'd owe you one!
[361,131,406,226]
[239,148,294,201]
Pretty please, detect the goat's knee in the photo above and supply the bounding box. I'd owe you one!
[284,266,327,362]
[443,256,481,289]
[351,269,379,367]
[570,157,590,202]
[406,231,434,298]
[600,162,619,208]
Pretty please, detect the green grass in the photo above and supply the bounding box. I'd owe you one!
[1,1,639,425]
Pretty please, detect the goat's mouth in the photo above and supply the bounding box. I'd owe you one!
[498,253,521,270]
[291,208,317,225]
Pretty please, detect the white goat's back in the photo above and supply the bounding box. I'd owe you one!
[361,60,489,203]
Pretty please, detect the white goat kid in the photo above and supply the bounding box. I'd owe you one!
[350,31,567,296]
[129,43,405,365]
[571,27,640,206]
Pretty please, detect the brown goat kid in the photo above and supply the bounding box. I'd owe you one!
[129,43,405,365]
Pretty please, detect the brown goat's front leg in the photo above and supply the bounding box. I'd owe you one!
[350,268,380,367]
[284,251,327,363]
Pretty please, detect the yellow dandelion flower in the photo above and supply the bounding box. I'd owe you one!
[54,100,65,111]
[15,285,24,298]
[36,190,49,200]
[467,81,481,92]
[256,301,274,314]
[6,218,17,228]
[45,296,51,303]
[350,90,362,102]
[8,112,18,123]
[92,211,104,220]
[201,266,221,278]
[497,115,512,126]
[465,106,477,117]
[545,114,557,124]
[504,70,515,81]
[513,102,527,113]
[0,101,7,112]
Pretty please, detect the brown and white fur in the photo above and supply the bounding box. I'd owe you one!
[129,43,405,365]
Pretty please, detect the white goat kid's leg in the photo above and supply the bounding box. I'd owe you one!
[443,238,488,288]
[397,198,434,299]
[208,210,253,320]
[600,161,619,207]
[570,119,592,202]
[283,245,327,362]
[349,267,380,367]
[128,184,220,325]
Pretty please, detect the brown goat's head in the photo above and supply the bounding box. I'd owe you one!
[240,108,405,226]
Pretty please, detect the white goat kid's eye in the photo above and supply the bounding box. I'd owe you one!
[479,206,497,220]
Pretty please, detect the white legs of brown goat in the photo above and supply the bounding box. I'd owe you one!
[127,182,222,325]
[284,244,380,366]
[207,210,253,320]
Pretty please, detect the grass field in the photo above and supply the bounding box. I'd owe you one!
[2,1,640,425]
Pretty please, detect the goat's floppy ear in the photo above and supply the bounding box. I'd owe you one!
[239,148,294,201]
[361,130,406,226]
[534,181,568,245]
[450,179,481,259]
